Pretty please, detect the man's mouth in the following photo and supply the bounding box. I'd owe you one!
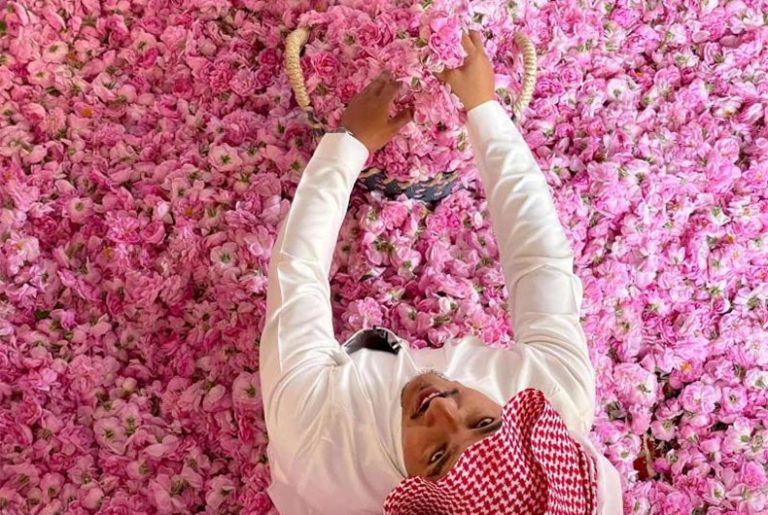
[413,387,444,418]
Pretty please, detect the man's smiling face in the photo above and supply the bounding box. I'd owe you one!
[400,372,503,480]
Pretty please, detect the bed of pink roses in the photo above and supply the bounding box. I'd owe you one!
[296,0,531,183]
[1,0,768,513]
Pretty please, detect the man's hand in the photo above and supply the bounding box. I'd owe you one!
[435,31,496,112]
[340,71,414,153]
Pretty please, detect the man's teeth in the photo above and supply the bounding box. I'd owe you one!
[420,392,442,411]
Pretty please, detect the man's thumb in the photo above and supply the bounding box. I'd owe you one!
[434,69,449,83]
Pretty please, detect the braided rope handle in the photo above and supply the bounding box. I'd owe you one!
[284,26,537,123]
[285,27,324,129]
[511,32,537,119]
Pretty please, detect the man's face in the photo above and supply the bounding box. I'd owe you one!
[400,372,503,480]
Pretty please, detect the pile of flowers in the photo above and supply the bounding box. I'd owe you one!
[0,0,767,513]
[297,0,530,183]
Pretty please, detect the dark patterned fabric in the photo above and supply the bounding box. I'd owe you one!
[359,169,457,203]
[344,327,402,355]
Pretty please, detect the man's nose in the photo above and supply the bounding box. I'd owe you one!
[426,397,460,429]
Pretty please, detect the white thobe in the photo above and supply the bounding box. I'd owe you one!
[260,100,624,514]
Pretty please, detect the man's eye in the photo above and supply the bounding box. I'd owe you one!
[429,449,446,464]
[476,417,494,428]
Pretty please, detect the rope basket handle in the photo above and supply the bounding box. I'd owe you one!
[285,27,537,124]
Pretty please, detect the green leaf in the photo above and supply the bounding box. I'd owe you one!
[34,310,50,321]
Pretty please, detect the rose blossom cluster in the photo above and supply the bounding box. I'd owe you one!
[0,0,767,513]
[298,0,530,183]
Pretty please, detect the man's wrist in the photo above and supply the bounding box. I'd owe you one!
[463,95,495,112]
[332,126,374,153]
[331,126,357,139]
[466,99,497,115]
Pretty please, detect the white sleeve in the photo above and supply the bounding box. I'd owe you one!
[259,132,368,433]
[464,100,596,422]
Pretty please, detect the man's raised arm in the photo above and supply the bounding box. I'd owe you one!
[259,131,368,417]
[260,72,414,431]
[439,31,596,424]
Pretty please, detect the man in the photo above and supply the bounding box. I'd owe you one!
[260,32,623,514]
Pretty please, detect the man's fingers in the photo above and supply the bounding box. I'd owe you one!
[367,70,390,95]
[460,32,475,54]
[381,77,403,102]
[469,30,484,48]
[389,108,414,131]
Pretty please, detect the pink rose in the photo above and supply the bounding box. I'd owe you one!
[339,81,359,102]
[207,61,234,93]
[232,372,262,413]
[428,19,463,68]
[712,297,730,313]
[721,386,747,413]
[140,220,165,245]
[171,73,193,96]
[310,52,339,80]
[202,384,228,412]
[160,26,188,49]
[205,475,236,510]
[380,202,409,229]
[258,48,279,68]
[661,491,693,513]
[680,382,720,413]
[344,297,384,328]
[93,417,127,455]
[17,396,42,425]
[0,65,14,90]
[250,463,272,490]
[610,8,641,28]
[535,75,567,96]
[741,460,767,488]
[231,68,256,97]
[612,363,658,406]
[249,492,273,514]
[209,144,243,172]
[375,14,396,45]
[254,66,275,88]
[81,486,105,510]
[559,65,583,87]
[65,197,93,224]
[651,418,676,442]
[354,23,381,47]
[138,47,160,68]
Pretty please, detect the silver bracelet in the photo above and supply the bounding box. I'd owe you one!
[330,126,356,139]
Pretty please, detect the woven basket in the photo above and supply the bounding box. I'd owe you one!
[284,24,537,202]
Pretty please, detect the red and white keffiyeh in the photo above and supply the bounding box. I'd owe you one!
[383,389,598,515]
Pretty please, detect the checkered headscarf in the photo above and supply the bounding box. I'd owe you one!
[383,388,598,515]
